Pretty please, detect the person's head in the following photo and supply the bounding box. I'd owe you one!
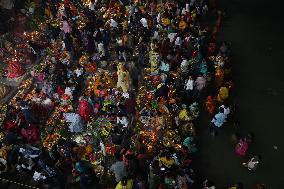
[35,88,41,94]
[219,107,224,113]
[57,138,66,147]
[139,147,146,154]
[125,150,135,160]
[152,160,159,168]
[165,153,172,160]
[20,100,28,108]
[115,152,122,161]
[257,155,262,160]
[6,112,15,120]
[121,177,128,186]
[178,169,185,176]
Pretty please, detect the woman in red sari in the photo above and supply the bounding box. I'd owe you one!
[78,97,94,123]
[6,60,25,79]
[4,108,25,131]
[20,124,39,144]
[205,96,216,116]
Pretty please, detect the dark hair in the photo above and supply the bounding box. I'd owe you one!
[57,138,66,146]
[114,152,122,161]
[121,177,127,185]
[139,147,146,154]
[35,88,41,94]
[165,153,172,159]
[0,162,6,172]
[152,160,159,168]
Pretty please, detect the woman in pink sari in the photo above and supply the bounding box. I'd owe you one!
[235,138,249,156]
[78,97,94,123]
[61,16,72,34]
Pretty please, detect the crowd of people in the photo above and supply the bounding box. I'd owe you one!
[0,0,265,189]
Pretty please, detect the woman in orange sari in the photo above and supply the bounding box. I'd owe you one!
[205,96,216,116]
[215,66,224,87]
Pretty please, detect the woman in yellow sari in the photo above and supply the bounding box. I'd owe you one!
[217,86,229,103]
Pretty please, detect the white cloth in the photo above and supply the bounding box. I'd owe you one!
[33,171,46,181]
[117,116,129,128]
[110,19,118,28]
[42,98,53,109]
[100,141,106,156]
[181,8,186,15]
[75,68,83,77]
[247,158,259,170]
[168,33,177,43]
[220,105,230,117]
[157,13,161,23]
[110,161,127,182]
[195,76,206,90]
[63,113,84,133]
[117,39,123,46]
[181,59,189,73]
[140,18,148,28]
[175,36,182,46]
[64,87,73,99]
[89,3,95,10]
[160,73,167,83]
[186,3,190,12]
[153,31,160,40]
[185,78,194,90]
[98,42,105,57]
[122,92,129,99]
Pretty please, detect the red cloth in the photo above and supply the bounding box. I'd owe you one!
[235,138,248,156]
[7,61,25,78]
[5,120,17,130]
[64,0,69,5]
[31,103,49,120]
[137,153,151,170]
[159,39,171,59]
[192,50,198,58]
[78,99,94,122]
[20,125,39,144]
[57,86,65,96]
[5,112,25,130]
[207,42,216,58]
[124,98,136,114]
